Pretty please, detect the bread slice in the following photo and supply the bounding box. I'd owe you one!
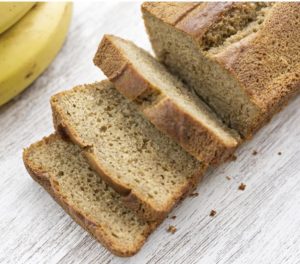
[94,34,240,164]
[23,134,156,257]
[142,2,300,138]
[51,80,206,221]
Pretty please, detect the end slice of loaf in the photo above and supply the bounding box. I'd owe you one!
[94,34,241,164]
[23,134,156,257]
[51,80,206,221]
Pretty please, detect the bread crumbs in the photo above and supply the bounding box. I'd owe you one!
[226,176,231,180]
[252,150,258,155]
[170,215,176,219]
[209,210,217,217]
[278,152,282,155]
[167,225,177,234]
[238,183,246,191]
[189,192,199,197]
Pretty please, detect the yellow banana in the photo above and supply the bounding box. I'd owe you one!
[0,2,73,106]
[0,2,36,34]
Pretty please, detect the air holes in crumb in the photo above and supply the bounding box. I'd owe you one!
[104,105,113,111]
[148,194,154,199]
[100,126,107,132]
[111,233,119,238]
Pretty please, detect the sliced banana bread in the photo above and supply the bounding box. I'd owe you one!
[23,134,156,257]
[51,80,206,221]
[94,35,240,164]
[142,2,300,138]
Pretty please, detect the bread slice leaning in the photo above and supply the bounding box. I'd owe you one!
[51,80,206,221]
[23,134,156,257]
[93,35,241,165]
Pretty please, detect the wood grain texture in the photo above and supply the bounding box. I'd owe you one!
[0,2,300,264]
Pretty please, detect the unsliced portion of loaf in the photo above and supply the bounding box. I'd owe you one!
[51,80,206,221]
[142,2,300,138]
[94,35,240,165]
[23,134,156,257]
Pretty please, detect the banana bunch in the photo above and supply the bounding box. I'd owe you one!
[0,2,35,34]
[0,2,73,106]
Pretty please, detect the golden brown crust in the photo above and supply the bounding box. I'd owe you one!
[175,2,234,40]
[94,35,151,100]
[23,134,153,257]
[143,97,237,164]
[94,35,239,164]
[143,2,235,41]
[141,2,200,25]
[214,3,300,117]
[143,2,300,134]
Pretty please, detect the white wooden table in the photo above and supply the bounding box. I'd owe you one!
[1,2,300,263]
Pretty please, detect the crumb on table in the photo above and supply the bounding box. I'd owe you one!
[238,183,246,191]
[226,176,231,180]
[209,210,217,217]
[278,152,282,155]
[167,225,177,234]
[170,215,176,219]
[189,192,199,197]
[252,150,258,155]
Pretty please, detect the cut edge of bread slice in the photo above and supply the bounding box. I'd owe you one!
[50,81,206,221]
[23,134,157,257]
[93,34,241,165]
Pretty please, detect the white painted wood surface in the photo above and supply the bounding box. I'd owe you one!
[1,2,300,263]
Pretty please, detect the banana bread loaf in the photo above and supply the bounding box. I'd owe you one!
[142,2,300,138]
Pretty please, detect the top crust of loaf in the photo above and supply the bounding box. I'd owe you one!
[141,2,200,25]
[23,134,155,256]
[94,35,240,164]
[142,2,300,120]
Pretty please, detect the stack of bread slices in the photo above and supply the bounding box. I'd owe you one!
[23,2,300,256]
